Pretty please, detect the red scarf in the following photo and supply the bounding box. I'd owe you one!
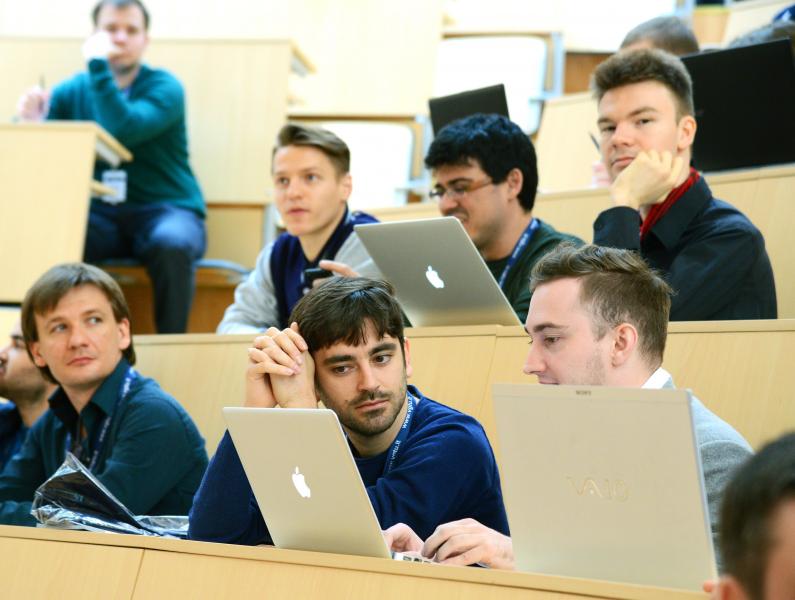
[640,168,700,241]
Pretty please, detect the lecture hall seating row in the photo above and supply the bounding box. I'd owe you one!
[135,319,795,458]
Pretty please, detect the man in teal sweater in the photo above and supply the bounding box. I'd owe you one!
[17,0,205,333]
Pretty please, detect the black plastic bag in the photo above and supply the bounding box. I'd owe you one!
[31,452,188,538]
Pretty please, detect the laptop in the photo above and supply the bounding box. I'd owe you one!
[681,39,795,172]
[223,407,429,562]
[428,84,510,135]
[492,384,717,591]
[354,217,522,327]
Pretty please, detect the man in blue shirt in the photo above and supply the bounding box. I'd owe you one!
[189,277,508,544]
[0,263,207,525]
[0,322,55,469]
[17,0,205,333]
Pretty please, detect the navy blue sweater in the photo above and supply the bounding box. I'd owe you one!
[188,387,509,544]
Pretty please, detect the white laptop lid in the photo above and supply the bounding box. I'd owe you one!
[223,407,391,558]
[354,217,521,327]
[492,384,717,591]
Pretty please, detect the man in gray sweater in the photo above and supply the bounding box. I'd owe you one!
[387,244,751,571]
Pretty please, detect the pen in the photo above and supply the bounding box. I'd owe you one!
[589,132,600,153]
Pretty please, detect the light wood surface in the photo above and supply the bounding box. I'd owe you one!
[0,526,705,599]
[0,122,128,303]
[535,92,599,193]
[133,333,251,453]
[0,530,142,599]
[205,203,265,269]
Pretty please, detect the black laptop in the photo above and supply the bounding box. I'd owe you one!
[428,84,510,135]
[681,39,795,172]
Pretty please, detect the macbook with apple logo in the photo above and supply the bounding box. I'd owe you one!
[223,407,431,562]
[354,217,522,327]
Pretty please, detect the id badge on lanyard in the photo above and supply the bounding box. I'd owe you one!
[382,391,419,476]
[497,218,539,289]
[101,169,127,204]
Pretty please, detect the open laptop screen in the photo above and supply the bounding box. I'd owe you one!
[428,84,510,135]
[682,39,795,172]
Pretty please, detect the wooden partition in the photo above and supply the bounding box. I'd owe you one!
[483,320,795,456]
[0,526,705,599]
[0,122,130,303]
[535,92,599,192]
[133,326,499,455]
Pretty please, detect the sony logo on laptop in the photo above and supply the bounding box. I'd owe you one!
[567,477,629,502]
[425,266,444,289]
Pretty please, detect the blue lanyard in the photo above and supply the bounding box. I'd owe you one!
[383,390,419,476]
[497,218,539,289]
[64,366,136,472]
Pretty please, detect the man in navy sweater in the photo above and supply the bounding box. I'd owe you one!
[188,277,508,545]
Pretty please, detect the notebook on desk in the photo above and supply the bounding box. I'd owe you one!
[492,383,717,591]
[354,217,522,327]
[223,407,429,562]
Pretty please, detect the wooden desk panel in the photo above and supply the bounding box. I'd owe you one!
[407,326,499,419]
[0,532,141,600]
[0,527,704,600]
[133,333,252,454]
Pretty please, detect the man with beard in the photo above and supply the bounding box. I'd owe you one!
[16,0,205,333]
[188,277,508,545]
[0,321,56,469]
[386,244,751,569]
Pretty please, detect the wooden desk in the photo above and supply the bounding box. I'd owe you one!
[0,526,704,599]
[0,122,130,303]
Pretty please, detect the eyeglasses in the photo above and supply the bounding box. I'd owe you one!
[429,178,494,202]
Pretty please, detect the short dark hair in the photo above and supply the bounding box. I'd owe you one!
[621,16,700,56]
[530,244,672,365]
[720,432,795,600]
[92,0,150,30]
[289,278,404,353]
[592,48,694,118]
[729,21,795,60]
[21,263,136,383]
[273,123,351,177]
[424,113,539,212]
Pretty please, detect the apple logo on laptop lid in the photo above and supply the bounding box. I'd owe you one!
[425,266,445,289]
[292,467,311,498]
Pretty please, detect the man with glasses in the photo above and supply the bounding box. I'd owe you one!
[425,114,582,321]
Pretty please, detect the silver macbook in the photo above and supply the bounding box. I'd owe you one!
[492,384,716,591]
[223,407,428,562]
[354,217,521,327]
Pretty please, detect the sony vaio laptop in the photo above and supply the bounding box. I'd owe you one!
[492,384,717,591]
[223,407,427,562]
[354,217,522,327]
[681,38,795,172]
[428,84,510,134]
